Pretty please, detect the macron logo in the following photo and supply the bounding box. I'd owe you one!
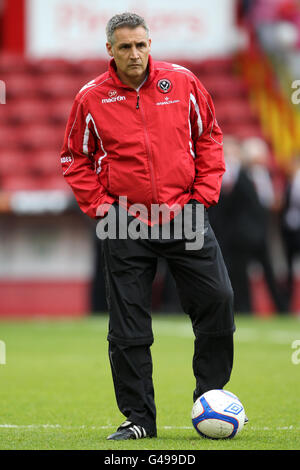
[102,95,126,104]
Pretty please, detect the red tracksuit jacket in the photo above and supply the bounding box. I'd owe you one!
[60,55,225,222]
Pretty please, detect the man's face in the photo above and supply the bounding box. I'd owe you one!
[106,26,151,87]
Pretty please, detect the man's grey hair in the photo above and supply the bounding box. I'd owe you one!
[106,12,149,44]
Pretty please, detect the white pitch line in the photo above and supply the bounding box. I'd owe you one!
[0,424,114,430]
[0,424,299,431]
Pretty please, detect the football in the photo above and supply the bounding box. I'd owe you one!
[191,389,246,439]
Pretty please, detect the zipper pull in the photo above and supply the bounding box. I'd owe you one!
[136,94,140,110]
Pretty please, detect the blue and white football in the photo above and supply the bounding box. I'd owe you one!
[191,389,245,439]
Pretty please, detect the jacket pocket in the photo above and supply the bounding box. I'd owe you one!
[184,153,196,189]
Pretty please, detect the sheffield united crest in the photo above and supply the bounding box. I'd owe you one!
[157,79,173,94]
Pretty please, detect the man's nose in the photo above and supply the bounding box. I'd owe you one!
[130,47,139,59]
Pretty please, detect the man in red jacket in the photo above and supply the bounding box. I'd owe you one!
[61,12,235,441]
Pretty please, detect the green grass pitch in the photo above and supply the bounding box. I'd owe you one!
[0,314,299,450]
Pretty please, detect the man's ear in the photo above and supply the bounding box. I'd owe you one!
[106,42,114,57]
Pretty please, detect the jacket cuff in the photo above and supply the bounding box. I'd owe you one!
[190,192,210,208]
[95,196,116,219]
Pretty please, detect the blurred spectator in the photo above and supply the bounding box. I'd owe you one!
[277,0,300,49]
[209,135,242,263]
[240,0,300,53]
[241,137,275,210]
[280,157,300,309]
[209,135,286,313]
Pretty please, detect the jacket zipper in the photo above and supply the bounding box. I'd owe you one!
[136,91,158,204]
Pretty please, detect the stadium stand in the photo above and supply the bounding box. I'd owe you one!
[2,0,299,316]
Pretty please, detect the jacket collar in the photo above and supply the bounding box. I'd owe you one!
[108,55,157,90]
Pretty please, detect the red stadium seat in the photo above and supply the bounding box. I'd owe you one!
[48,98,72,124]
[198,57,234,75]
[0,149,30,176]
[5,75,40,100]
[227,101,257,123]
[0,54,33,75]
[30,149,62,176]
[0,125,20,151]
[32,58,79,75]
[40,175,71,191]
[200,75,247,99]
[19,124,65,151]
[39,74,83,99]
[215,98,258,126]
[77,59,108,76]
[0,149,82,190]
[222,121,263,139]
[0,105,9,125]
[7,99,50,125]
[1,174,46,191]
[233,124,264,139]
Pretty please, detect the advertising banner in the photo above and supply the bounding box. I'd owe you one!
[26,0,239,59]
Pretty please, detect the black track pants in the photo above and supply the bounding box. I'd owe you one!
[102,208,235,435]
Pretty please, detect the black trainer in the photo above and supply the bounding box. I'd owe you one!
[107,420,155,440]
